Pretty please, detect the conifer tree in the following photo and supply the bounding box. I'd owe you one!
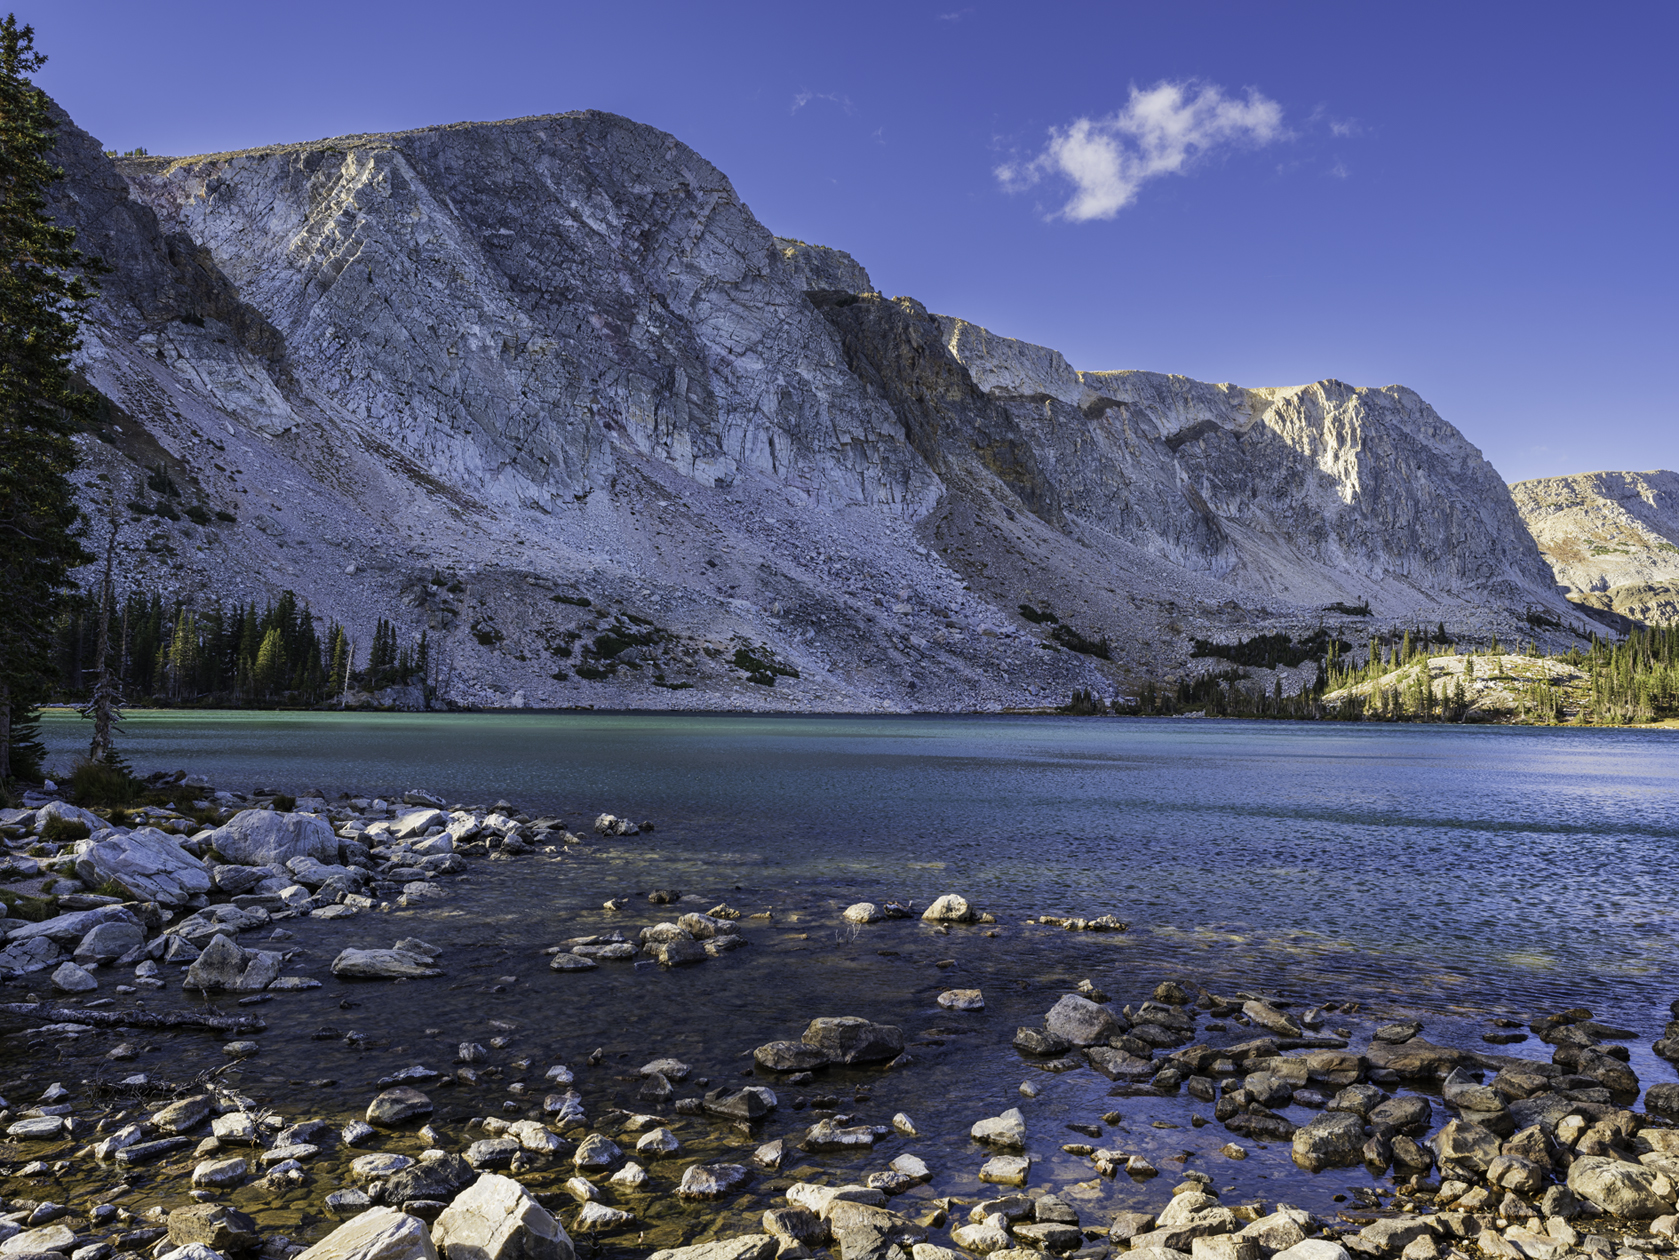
[0,17,103,784]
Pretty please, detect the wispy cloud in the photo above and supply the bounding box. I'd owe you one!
[791,90,854,115]
[1327,160,1350,180]
[937,8,973,20]
[996,80,1288,222]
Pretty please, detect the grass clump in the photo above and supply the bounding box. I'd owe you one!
[66,757,142,807]
[40,816,91,843]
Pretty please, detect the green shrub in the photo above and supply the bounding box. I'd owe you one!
[271,793,297,812]
[1018,603,1059,624]
[0,890,58,921]
[67,757,141,807]
[41,816,91,843]
[1050,624,1111,659]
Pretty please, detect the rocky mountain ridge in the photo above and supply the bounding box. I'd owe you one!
[45,102,1598,711]
[1510,471,1679,627]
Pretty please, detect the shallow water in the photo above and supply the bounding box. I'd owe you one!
[18,711,1679,1249]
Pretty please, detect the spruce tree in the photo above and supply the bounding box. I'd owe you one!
[0,17,103,785]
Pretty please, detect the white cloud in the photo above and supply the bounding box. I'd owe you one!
[791,90,853,115]
[996,80,1288,221]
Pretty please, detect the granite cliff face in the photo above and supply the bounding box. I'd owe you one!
[46,104,1593,710]
[1511,471,1679,626]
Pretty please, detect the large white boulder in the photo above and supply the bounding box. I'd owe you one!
[431,1172,574,1260]
[75,827,213,905]
[297,1206,438,1260]
[208,810,337,867]
[6,904,140,945]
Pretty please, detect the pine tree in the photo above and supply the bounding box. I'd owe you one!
[253,627,285,698]
[0,17,103,784]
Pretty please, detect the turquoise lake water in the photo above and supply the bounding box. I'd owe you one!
[38,710,1679,1014]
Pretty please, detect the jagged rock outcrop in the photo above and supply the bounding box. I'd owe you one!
[1510,470,1679,625]
[939,317,1566,609]
[42,101,1595,714]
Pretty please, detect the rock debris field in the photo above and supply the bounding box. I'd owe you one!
[0,783,1677,1260]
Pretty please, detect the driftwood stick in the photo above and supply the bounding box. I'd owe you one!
[0,1002,266,1033]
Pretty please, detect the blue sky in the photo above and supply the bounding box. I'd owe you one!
[34,1,1677,483]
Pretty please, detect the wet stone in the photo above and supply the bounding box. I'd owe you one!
[368,1088,434,1126]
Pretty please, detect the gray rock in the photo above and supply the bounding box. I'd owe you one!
[645,937,707,967]
[921,894,973,922]
[1434,1119,1503,1176]
[763,1209,827,1248]
[167,1205,257,1253]
[50,962,97,993]
[572,1134,621,1169]
[1567,1155,1676,1219]
[645,1239,777,1260]
[209,810,338,868]
[332,947,443,979]
[191,1157,248,1189]
[367,1088,434,1126]
[1013,1028,1071,1056]
[72,920,144,965]
[549,954,596,972]
[75,829,213,905]
[465,1138,520,1169]
[755,1041,831,1072]
[182,934,284,992]
[5,904,139,946]
[1242,1001,1302,1037]
[1368,1095,1432,1133]
[1043,995,1123,1046]
[1647,1083,1679,1121]
[296,1207,439,1260]
[677,1164,752,1198]
[152,1095,215,1134]
[971,1109,1027,1149]
[801,1017,904,1064]
[0,935,65,974]
[1291,1112,1366,1171]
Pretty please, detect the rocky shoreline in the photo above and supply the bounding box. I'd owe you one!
[0,780,1675,1260]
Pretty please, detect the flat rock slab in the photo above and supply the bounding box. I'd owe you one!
[333,948,443,979]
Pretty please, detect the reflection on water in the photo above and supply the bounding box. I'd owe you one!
[19,711,1679,1249]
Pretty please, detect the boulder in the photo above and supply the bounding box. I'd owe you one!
[167,1204,258,1252]
[971,1109,1026,1149]
[843,903,881,924]
[384,1154,473,1203]
[182,934,284,992]
[801,1017,904,1064]
[645,937,707,967]
[1567,1155,1677,1219]
[1242,1001,1302,1037]
[75,828,213,905]
[645,1239,776,1260]
[1434,1119,1503,1176]
[153,1095,215,1134]
[573,1134,621,1169]
[1043,994,1122,1046]
[1291,1112,1366,1171]
[332,947,443,979]
[50,961,97,993]
[677,1164,752,1198]
[1272,1245,1350,1260]
[72,920,144,964]
[1648,1083,1679,1121]
[755,1041,831,1072]
[921,894,973,922]
[0,935,65,974]
[209,810,338,867]
[5,903,138,945]
[2,1223,78,1255]
[367,1088,434,1126]
[297,1207,438,1260]
[938,989,984,1011]
[431,1173,573,1260]
[191,1157,249,1189]
[1368,1095,1432,1133]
